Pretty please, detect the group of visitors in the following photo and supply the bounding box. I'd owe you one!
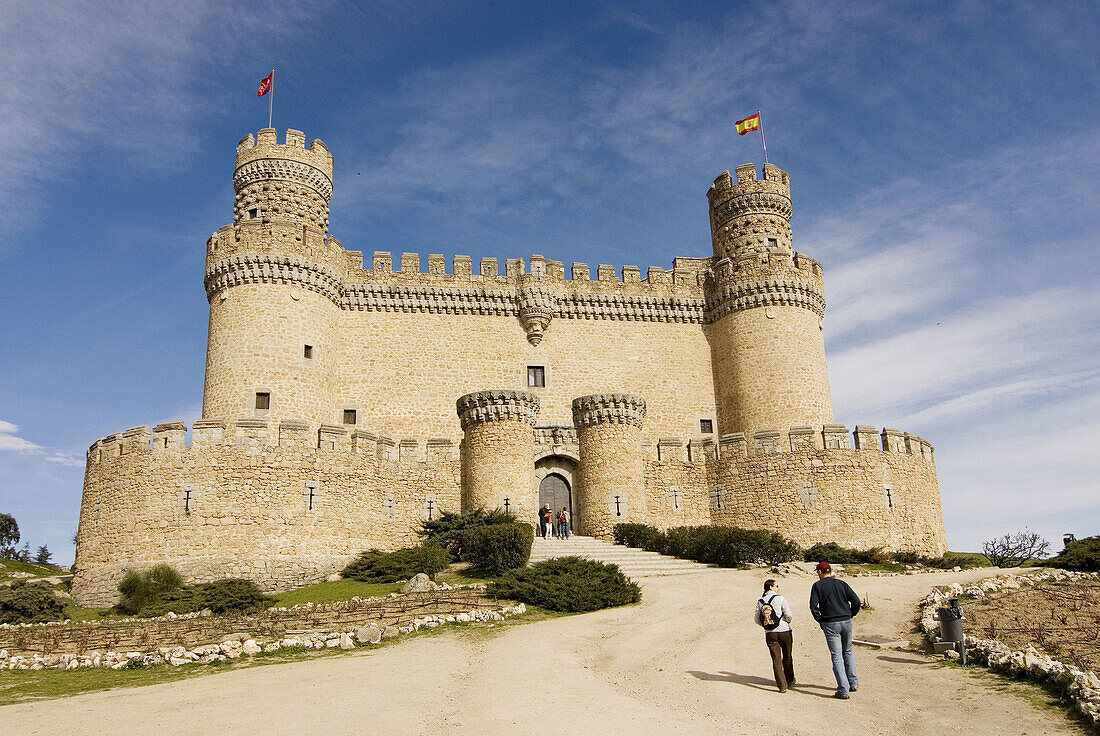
[537,504,570,539]
[754,561,862,699]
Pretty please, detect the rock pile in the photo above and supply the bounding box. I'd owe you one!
[0,603,525,671]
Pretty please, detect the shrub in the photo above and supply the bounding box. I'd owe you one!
[1047,536,1100,572]
[0,580,66,623]
[982,530,1050,567]
[462,523,533,576]
[195,578,272,614]
[488,557,641,612]
[117,563,187,615]
[613,523,664,552]
[804,542,893,565]
[342,545,450,583]
[419,507,517,560]
[659,526,801,567]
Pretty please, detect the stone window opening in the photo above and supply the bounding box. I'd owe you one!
[700,419,713,434]
[255,392,270,410]
[179,485,194,515]
[343,409,357,425]
[885,486,894,510]
[303,344,313,359]
[248,208,258,219]
[767,237,778,249]
[527,366,545,388]
[304,481,319,512]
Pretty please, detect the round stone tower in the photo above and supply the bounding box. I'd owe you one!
[572,393,647,539]
[201,129,343,428]
[706,163,833,439]
[457,390,540,521]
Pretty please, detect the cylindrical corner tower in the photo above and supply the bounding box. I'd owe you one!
[572,393,647,539]
[457,390,540,520]
[201,128,343,429]
[706,163,833,439]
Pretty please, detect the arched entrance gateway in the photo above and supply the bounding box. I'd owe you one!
[533,455,577,531]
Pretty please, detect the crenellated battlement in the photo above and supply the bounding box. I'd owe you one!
[642,424,934,465]
[86,419,459,467]
[235,128,333,180]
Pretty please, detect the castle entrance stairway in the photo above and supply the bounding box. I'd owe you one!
[528,535,714,577]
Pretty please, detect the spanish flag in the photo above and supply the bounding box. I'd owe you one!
[735,113,760,135]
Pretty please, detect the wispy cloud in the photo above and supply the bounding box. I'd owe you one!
[0,420,83,467]
[0,1,322,244]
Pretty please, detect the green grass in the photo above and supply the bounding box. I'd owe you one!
[0,559,63,579]
[272,579,403,606]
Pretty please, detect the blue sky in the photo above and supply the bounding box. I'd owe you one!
[0,0,1096,562]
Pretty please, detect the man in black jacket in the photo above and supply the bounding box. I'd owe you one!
[809,561,861,699]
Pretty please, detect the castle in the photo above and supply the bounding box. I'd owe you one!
[71,128,947,605]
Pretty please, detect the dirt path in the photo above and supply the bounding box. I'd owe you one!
[3,568,1086,735]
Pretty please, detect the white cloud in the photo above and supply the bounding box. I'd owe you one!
[0,419,82,466]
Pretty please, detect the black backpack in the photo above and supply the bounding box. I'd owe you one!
[758,593,782,631]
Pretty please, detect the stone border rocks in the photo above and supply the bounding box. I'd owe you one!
[0,601,526,671]
[918,569,1100,728]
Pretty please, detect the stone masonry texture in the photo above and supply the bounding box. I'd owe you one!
[71,128,947,605]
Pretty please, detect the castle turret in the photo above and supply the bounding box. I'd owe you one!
[458,390,540,521]
[200,129,342,430]
[706,163,833,438]
[572,393,647,538]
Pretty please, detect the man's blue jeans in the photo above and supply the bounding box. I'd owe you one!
[820,619,858,694]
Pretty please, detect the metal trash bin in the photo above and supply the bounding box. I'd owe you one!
[936,596,966,663]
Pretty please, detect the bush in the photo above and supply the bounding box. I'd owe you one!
[982,530,1050,567]
[804,542,893,565]
[613,523,664,552]
[462,523,533,576]
[195,578,272,614]
[419,507,517,560]
[659,526,801,567]
[1047,536,1100,572]
[116,565,272,616]
[117,563,187,615]
[342,545,450,583]
[0,580,66,623]
[488,557,641,612]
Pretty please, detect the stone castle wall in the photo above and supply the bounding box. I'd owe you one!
[72,420,461,607]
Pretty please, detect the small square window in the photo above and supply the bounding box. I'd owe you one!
[700,419,713,434]
[248,208,258,219]
[343,409,357,425]
[255,392,270,410]
[527,366,545,388]
[303,345,313,359]
[767,238,778,249]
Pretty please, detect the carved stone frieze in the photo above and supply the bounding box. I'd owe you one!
[517,286,555,344]
[706,278,826,319]
[456,390,541,429]
[710,191,793,226]
[572,393,647,429]
[233,158,333,200]
[204,255,342,304]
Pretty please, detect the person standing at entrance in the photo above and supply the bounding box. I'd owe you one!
[755,579,794,692]
[539,504,552,539]
[558,507,570,539]
[809,561,861,699]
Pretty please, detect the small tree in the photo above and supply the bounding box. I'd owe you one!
[34,545,52,565]
[0,513,19,559]
[983,530,1050,567]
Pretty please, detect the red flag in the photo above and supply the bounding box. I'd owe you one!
[257,72,273,97]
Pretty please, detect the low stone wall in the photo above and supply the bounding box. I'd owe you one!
[0,588,506,662]
[919,571,1100,729]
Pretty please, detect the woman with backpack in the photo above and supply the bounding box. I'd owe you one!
[755,578,795,692]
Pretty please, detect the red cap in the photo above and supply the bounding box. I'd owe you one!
[815,561,831,572]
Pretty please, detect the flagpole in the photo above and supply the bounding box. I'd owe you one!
[758,109,768,165]
[268,69,274,129]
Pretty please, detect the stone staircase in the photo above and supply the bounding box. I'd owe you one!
[528,535,714,577]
